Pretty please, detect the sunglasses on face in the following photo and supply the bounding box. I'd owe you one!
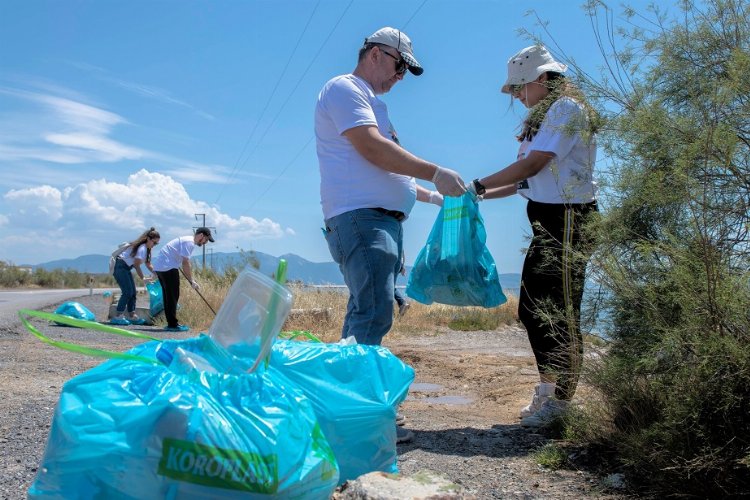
[510,83,526,94]
[380,49,408,75]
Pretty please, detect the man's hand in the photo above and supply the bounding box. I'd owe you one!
[190,280,200,291]
[432,167,467,197]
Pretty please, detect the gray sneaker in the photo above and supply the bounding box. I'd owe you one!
[520,399,569,428]
[396,412,406,426]
[396,426,414,444]
[519,382,556,418]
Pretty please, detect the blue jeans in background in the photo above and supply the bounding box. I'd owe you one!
[113,258,136,314]
[324,208,403,345]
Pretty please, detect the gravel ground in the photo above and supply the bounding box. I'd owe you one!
[0,292,624,499]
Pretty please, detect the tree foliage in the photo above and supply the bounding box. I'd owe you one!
[563,0,750,495]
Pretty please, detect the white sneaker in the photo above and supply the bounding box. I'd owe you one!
[519,383,556,418]
[520,399,569,428]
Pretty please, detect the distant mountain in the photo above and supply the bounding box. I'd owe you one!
[28,251,521,291]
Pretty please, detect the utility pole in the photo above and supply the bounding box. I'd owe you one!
[193,213,216,271]
[208,248,214,270]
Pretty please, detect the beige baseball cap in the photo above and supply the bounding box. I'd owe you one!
[365,27,423,76]
[501,45,567,93]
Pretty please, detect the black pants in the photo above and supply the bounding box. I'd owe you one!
[156,268,181,328]
[518,200,598,400]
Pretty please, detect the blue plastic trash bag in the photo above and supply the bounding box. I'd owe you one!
[147,279,164,316]
[28,335,339,499]
[230,339,414,483]
[53,301,95,325]
[406,192,507,307]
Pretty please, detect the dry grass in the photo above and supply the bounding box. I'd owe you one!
[173,276,519,340]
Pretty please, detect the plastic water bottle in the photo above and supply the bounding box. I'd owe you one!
[156,346,218,374]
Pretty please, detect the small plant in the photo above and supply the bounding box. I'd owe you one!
[534,443,568,469]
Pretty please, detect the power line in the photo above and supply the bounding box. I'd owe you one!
[230,0,355,207]
[403,0,428,27]
[214,0,322,205]
[244,135,314,213]
[243,0,426,212]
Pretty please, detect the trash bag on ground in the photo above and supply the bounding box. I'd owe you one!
[147,279,164,317]
[53,301,95,325]
[406,192,507,307]
[28,335,339,499]
[229,338,415,483]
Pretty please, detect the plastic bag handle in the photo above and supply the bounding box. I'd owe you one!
[18,309,161,365]
[278,330,323,343]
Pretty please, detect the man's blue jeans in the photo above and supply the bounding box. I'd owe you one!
[324,208,403,345]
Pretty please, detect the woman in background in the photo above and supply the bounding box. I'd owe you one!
[111,227,160,325]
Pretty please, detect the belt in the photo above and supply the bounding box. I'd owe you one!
[372,207,406,222]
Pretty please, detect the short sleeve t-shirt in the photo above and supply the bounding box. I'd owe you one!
[119,243,147,267]
[516,97,598,204]
[315,74,416,220]
[151,236,195,272]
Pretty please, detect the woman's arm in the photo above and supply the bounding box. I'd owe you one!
[478,150,554,190]
[482,185,518,200]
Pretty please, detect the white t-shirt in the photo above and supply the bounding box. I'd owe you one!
[315,74,416,220]
[118,243,147,267]
[151,236,195,272]
[517,97,598,204]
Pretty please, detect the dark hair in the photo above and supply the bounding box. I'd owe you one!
[516,72,598,143]
[129,227,160,264]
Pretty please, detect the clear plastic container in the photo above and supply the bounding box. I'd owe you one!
[208,262,292,372]
[156,345,218,374]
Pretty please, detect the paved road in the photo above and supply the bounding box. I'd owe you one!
[0,288,117,328]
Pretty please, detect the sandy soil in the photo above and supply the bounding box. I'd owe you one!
[0,293,619,499]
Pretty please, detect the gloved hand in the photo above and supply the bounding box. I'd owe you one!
[190,280,200,291]
[466,181,484,201]
[143,275,154,282]
[432,167,467,197]
[428,190,444,206]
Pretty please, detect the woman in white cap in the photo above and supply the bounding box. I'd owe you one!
[468,45,599,428]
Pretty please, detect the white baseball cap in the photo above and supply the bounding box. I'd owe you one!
[501,45,567,93]
[365,27,423,76]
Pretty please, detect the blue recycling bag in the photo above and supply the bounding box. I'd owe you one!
[229,339,414,483]
[407,192,506,307]
[53,301,95,325]
[28,335,339,499]
[147,279,164,317]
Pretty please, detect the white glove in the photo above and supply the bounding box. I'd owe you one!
[432,167,467,197]
[190,280,200,291]
[428,190,444,206]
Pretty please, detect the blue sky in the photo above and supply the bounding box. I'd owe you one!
[0,0,662,273]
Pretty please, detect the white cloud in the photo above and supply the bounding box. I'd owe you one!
[4,185,64,226]
[0,169,291,263]
[0,83,233,183]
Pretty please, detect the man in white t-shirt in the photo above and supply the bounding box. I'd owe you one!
[151,227,214,332]
[315,26,466,348]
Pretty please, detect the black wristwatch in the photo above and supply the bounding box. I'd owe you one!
[472,178,487,196]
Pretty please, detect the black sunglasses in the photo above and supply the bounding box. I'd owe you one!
[380,49,408,75]
[510,83,526,94]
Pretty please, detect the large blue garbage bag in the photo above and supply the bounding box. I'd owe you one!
[147,280,164,317]
[53,301,95,325]
[406,192,507,307]
[28,335,339,499]
[230,339,414,483]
